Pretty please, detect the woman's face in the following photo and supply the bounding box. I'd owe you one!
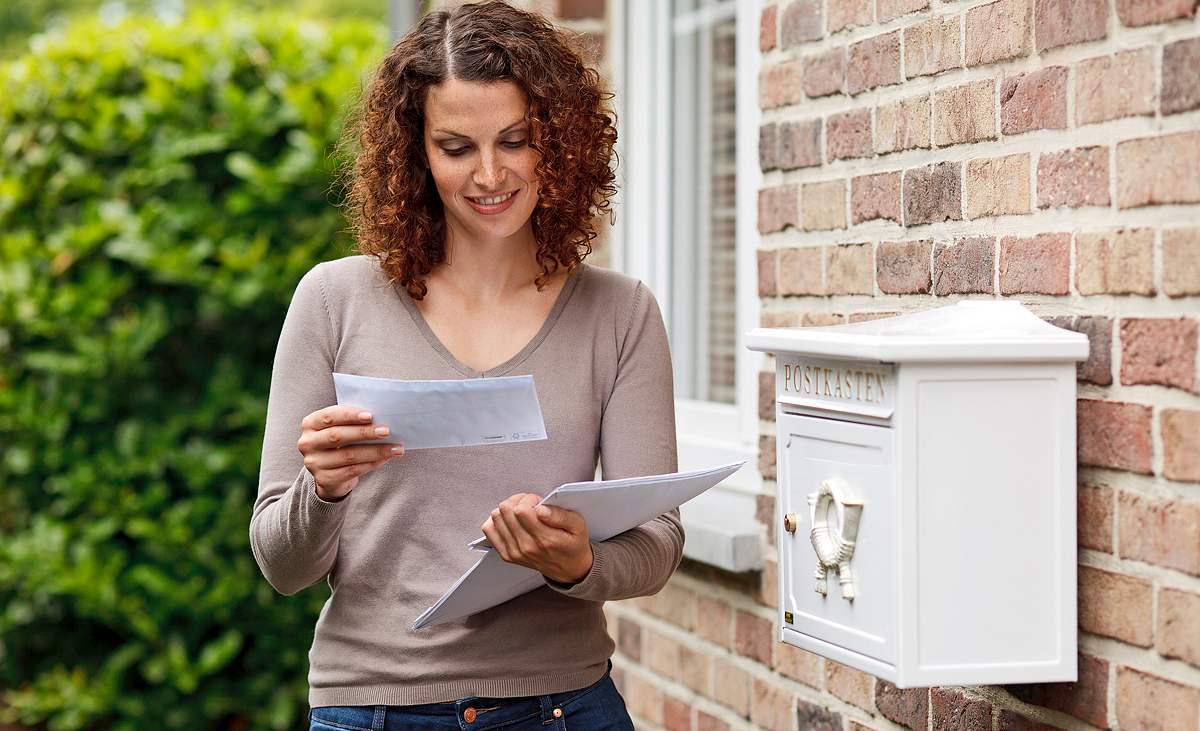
[423,78,540,245]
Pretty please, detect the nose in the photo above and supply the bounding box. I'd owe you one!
[472,148,504,191]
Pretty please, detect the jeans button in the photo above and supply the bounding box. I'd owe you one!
[463,707,477,723]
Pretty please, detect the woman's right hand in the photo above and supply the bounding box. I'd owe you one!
[298,406,405,502]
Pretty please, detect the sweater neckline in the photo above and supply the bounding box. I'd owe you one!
[397,263,586,378]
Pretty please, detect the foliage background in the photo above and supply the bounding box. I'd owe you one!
[0,5,387,729]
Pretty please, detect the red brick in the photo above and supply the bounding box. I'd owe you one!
[1078,482,1113,552]
[851,171,902,224]
[760,60,805,109]
[802,179,847,231]
[761,310,801,327]
[758,557,778,609]
[965,153,1030,219]
[828,0,872,33]
[774,642,823,687]
[1158,587,1200,668]
[997,712,1058,731]
[1078,565,1153,645]
[750,678,794,731]
[1116,0,1198,26]
[1115,667,1200,730]
[734,609,773,666]
[878,0,929,22]
[678,644,710,695]
[1037,146,1109,208]
[646,629,683,678]
[825,243,873,294]
[934,79,997,145]
[827,109,872,161]
[1001,66,1067,135]
[930,688,992,731]
[804,47,846,97]
[848,31,902,94]
[796,699,842,731]
[1164,228,1200,296]
[827,662,873,710]
[1034,0,1107,50]
[617,616,642,661]
[876,95,931,154]
[1163,409,1200,482]
[778,246,823,295]
[758,433,776,479]
[1008,654,1110,728]
[697,712,729,731]
[904,15,962,77]
[934,237,995,295]
[903,161,962,225]
[556,0,603,19]
[778,119,822,169]
[999,233,1070,294]
[781,0,823,47]
[694,594,733,649]
[877,240,932,294]
[1120,317,1198,392]
[1077,399,1152,473]
[758,372,775,423]
[1074,229,1154,295]
[849,311,899,323]
[1117,131,1200,208]
[1119,491,1200,575]
[875,680,929,730]
[1071,316,1114,385]
[1164,37,1200,115]
[757,249,777,296]
[712,657,750,716]
[761,4,779,52]
[966,0,1032,66]
[758,185,799,234]
[759,123,779,171]
[625,675,663,725]
[663,695,692,731]
[1076,49,1155,125]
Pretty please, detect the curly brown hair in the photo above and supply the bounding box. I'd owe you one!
[334,0,619,300]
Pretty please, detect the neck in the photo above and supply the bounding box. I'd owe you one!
[436,219,551,303]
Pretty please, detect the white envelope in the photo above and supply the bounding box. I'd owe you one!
[410,460,746,630]
[332,372,547,450]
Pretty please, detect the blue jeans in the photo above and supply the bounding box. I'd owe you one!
[308,660,633,731]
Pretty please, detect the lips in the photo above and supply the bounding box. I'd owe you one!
[464,189,519,215]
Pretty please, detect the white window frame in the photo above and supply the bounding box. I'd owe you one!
[609,0,764,572]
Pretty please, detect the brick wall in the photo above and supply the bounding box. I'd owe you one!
[605,0,1200,729]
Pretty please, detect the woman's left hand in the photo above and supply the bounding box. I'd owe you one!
[482,493,594,585]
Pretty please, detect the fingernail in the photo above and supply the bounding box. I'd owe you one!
[375,426,390,436]
[390,447,404,455]
[359,411,372,420]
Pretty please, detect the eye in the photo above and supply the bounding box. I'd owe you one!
[503,139,528,149]
[442,146,469,157]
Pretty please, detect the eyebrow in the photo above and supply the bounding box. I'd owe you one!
[431,119,527,139]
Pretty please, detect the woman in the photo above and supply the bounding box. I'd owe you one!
[249,2,682,729]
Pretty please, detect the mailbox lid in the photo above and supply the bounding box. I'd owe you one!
[747,301,1089,363]
[778,413,897,664]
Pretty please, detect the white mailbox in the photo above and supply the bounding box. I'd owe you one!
[746,301,1089,688]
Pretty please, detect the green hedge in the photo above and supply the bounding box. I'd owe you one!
[0,7,385,729]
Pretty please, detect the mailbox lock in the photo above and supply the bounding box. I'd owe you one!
[783,513,798,533]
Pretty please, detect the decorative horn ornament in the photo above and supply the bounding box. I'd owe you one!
[807,477,864,600]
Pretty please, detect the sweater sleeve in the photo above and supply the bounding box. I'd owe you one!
[543,281,685,602]
[249,263,351,596]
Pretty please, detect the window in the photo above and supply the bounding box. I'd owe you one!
[609,0,763,571]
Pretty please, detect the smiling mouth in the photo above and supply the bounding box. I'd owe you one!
[465,191,518,205]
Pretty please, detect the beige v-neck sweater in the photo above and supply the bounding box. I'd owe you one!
[249,255,682,707]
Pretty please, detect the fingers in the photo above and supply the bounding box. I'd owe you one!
[302,405,374,430]
[303,443,404,471]
[534,504,584,533]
